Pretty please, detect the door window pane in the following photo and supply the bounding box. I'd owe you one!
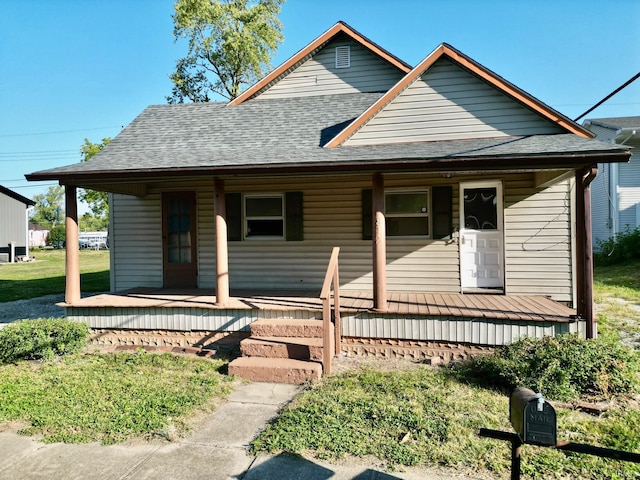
[463,187,497,230]
[167,198,192,263]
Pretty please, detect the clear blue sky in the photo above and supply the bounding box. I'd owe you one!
[1,0,639,205]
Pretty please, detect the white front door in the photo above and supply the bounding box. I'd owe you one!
[459,181,504,290]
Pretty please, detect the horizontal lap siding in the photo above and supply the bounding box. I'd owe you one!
[257,38,405,99]
[111,194,162,290]
[226,174,460,292]
[504,178,573,301]
[0,194,28,246]
[345,59,563,146]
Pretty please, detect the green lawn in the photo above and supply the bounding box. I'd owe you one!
[0,351,234,444]
[0,249,110,302]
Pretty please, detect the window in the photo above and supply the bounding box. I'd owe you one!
[385,190,429,237]
[244,194,284,239]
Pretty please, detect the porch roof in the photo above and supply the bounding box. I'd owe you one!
[27,93,630,183]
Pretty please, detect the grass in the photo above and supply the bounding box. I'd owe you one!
[0,249,109,302]
[252,260,640,479]
[0,350,234,444]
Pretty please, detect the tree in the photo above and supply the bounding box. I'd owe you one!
[79,138,111,226]
[47,225,66,247]
[80,212,109,232]
[168,0,285,102]
[30,186,64,229]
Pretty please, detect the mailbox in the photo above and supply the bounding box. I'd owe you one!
[509,387,557,446]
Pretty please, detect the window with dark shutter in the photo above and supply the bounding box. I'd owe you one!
[432,186,453,239]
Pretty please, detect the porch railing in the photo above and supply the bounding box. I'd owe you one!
[319,247,341,375]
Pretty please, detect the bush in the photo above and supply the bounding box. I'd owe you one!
[595,226,640,266]
[453,334,640,401]
[0,318,89,363]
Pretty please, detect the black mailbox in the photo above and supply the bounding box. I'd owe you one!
[509,387,557,446]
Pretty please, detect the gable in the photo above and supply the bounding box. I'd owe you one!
[255,35,407,99]
[343,58,565,146]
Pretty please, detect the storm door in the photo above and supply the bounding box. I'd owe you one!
[459,181,504,291]
[162,192,197,288]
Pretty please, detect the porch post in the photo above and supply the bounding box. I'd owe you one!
[372,173,387,312]
[575,166,597,339]
[64,185,81,304]
[214,178,230,306]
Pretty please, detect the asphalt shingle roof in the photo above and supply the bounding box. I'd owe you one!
[28,93,629,179]
[588,117,640,130]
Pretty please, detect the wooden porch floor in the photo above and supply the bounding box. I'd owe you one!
[67,289,577,323]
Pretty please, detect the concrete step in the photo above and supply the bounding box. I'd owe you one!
[240,336,327,361]
[228,357,322,384]
[250,318,331,338]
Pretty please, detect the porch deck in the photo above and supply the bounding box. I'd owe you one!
[67,288,576,323]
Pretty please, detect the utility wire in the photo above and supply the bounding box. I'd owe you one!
[574,71,640,122]
[0,125,121,138]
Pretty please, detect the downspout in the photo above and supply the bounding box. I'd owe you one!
[583,166,598,339]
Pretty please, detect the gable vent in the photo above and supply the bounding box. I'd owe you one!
[335,46,350,68]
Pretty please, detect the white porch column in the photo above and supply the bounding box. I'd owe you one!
[372,173,387,312]
[65,185,80,304]
[214,178,230,306]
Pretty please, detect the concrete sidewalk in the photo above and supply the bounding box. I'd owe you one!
[0,382,481,480]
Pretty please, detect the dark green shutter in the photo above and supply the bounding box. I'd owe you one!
[432,186,453,240]
[285,191,303,241]
[362,189,372,240]
[225,193,242,241]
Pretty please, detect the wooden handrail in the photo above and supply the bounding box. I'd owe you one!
[319,247,341,375]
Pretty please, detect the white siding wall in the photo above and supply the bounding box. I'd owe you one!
[111,173,574,302]
[0,193,29,247]
[257,38,405,99]
[591,163,615,248]
[111,193,163,291]
[345,58,563,146]
[617,145,640,231]
[504,177,573,302]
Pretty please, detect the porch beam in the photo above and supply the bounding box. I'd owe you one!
[372,173,387,312]
[64,185,81,304]
[214,178,230,306]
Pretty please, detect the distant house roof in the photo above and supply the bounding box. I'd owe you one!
[0,185,35,206]
[585,117,640,130]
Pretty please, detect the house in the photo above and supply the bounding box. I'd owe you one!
[583,117,639,248]
[29,222,49,248]
[26,22,630,380]
[0,185,35,262]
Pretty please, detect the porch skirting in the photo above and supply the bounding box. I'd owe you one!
[66,289,585,354]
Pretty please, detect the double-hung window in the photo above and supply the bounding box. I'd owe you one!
[244,194,284,239]
[385,190,430,237]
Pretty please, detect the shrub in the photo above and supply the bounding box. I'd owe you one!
[595,225,640,266]
[0,318,89,363]
[452,334,640,401]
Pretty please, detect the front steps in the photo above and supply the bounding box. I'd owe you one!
[228,318,333,384]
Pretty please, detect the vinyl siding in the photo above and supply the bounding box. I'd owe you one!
[345,58,564,146]
[0,192,29,247]
[111,193,163,291]
[257,37,405,99]
[504,177,573,302]
[110,173,574,302]
[591,163,615,247]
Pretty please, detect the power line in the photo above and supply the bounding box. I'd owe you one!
[574,71,640,122]
[0,125,122,138]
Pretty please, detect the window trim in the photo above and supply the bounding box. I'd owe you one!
[243,193,285,240]
[384,188,431,238]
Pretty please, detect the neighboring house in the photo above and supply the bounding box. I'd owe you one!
[0,185,35,262]
[27,22,630,376]
[583,117,640,249]
[29,222,49,248]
